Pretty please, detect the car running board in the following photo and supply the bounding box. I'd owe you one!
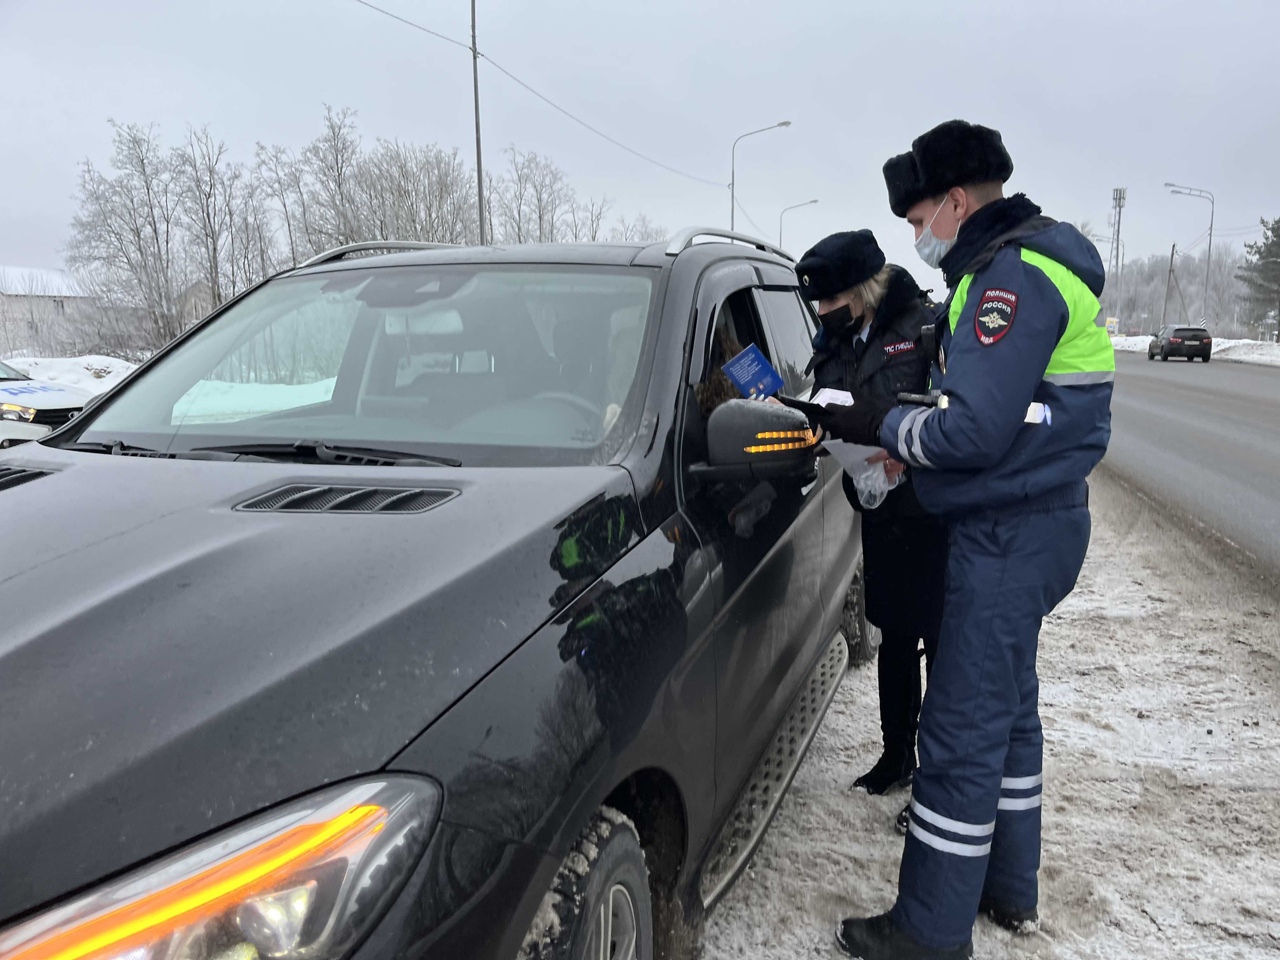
[698,632,849,908]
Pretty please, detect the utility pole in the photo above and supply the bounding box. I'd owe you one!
[471,0,486,245]
[1165,183,1215,321]
[1110,188,1127,279]
[1160,243,1177,330]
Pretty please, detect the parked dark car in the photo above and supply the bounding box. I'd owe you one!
[1148,324,1213,361]
[0,231,873,960]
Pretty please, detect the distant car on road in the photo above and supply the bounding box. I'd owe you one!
[0,231,874,960]
[0,359,96,447]
[1148,325,1213,362]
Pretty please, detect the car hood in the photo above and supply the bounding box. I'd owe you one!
[0,376,95,408]
[0,447,640,923]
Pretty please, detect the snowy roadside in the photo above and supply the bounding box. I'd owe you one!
[1111,335,1280,367]
[701,472,1280,959]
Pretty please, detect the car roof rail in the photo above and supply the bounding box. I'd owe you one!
[299,240,460,268]
[665,227,794,263]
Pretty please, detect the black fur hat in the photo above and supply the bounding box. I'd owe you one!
[883,120,1014,218]
[796,230,886,301]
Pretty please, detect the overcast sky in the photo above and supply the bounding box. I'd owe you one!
[2,0,1276,291]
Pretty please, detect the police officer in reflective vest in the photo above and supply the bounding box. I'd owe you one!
[808,120,1115,959]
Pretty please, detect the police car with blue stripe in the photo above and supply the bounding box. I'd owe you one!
[0,360,96,448]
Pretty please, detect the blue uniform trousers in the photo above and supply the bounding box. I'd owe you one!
[891,489,1091,950]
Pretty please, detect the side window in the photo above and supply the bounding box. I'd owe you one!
[695,288,771,419]
[682,288,770,469]
[756,288,816,398]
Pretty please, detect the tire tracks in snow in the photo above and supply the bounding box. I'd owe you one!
[700,473,1280,959]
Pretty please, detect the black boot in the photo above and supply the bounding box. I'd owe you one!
[895,802,910,835]
[836,912,973,960]
[852,750,915,795]
[979,895,1040,934]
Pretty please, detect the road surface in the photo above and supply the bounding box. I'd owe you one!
[1106,351,1280,570]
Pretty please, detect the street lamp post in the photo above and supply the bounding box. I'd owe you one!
[778,199,818,248]
[1165,182,1216,321]
[731,121,791,232]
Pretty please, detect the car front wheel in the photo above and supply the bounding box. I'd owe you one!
[520,808,653,960]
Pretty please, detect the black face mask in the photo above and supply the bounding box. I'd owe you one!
[819,304,864,338]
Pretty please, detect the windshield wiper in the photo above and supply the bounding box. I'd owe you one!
[191,439,462,467]
[67,440,250,461]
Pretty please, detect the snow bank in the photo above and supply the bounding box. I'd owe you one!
[6,356,137,392]
[702,475,1280,959]
[1111,335,1280,366]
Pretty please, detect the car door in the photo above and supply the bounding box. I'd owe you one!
[754,286,852,647]
[676,269,825,804]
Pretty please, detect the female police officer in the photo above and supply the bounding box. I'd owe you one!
[796,230,948,804]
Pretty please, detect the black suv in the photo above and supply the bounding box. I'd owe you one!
[1148,324,1213,362]
[0,230,873,960]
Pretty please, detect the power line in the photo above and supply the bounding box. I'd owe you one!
[478,56,724,187]
[732,193,769,238]
[349,0,471,51]
[347,0,723,188]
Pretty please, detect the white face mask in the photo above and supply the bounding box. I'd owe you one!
[915,199,960,270]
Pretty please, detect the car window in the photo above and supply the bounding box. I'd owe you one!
[0,360,29,381]
[76,265,656,466]
[1174,328,1207,337]
[694,288,771,419]
[755,288,816,398]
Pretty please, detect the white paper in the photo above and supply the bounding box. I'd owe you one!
[821,440,885,475]
[811,388,855,407]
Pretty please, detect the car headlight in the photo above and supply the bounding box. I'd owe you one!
[0,404,36,422]
[0,778,440,960]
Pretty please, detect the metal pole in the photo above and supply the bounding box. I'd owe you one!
[1204,194,1215,321]
[778,199,817,248]
[471,0,486,245]
[1160,243,1177,329]
[730,122,791,232]
[730,144,737,233]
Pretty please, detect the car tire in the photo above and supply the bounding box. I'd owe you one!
[842,558,882,668]
[520,808,653,960]
[1160,350,1169,361]
[1147,349,1155,361]
[1204,355,1211,363]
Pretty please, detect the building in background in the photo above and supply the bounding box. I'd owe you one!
[0,266,91,358]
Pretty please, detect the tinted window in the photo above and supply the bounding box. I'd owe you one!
[76,265,656,466]
[1174,328,1207,337]
[756,288,816,398]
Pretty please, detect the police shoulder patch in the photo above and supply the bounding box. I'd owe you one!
[883,340,915,357]
[974,288,1018,346]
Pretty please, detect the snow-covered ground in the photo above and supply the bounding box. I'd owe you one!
[702,473,1280,959]
[4,355,136,392]
[1111,335,1280,367]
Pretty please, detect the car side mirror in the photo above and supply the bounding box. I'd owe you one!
[689,399,818,483]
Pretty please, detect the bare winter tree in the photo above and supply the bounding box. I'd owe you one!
[302,106,364,249]
[68,121,189,348]
[65,109,680,357]
[609,213,668,243]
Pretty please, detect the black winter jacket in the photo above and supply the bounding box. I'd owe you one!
[809,265,946,639]
[809,266,935,519]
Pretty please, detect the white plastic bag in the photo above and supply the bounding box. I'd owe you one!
[823,440,905,509]
[808,388,904,510]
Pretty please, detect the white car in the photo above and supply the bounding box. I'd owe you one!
[0,360,97,448]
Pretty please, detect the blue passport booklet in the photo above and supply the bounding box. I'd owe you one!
[722,344,784,399]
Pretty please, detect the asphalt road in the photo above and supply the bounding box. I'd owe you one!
[1105,350,1280,570]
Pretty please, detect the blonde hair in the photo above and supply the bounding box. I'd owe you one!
[848,265,894,323]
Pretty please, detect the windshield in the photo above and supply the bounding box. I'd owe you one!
[72,264,656,466]
[0,361,29,381]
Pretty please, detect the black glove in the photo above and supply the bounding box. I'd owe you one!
[776,393,892,446]
[813,400,890,446]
